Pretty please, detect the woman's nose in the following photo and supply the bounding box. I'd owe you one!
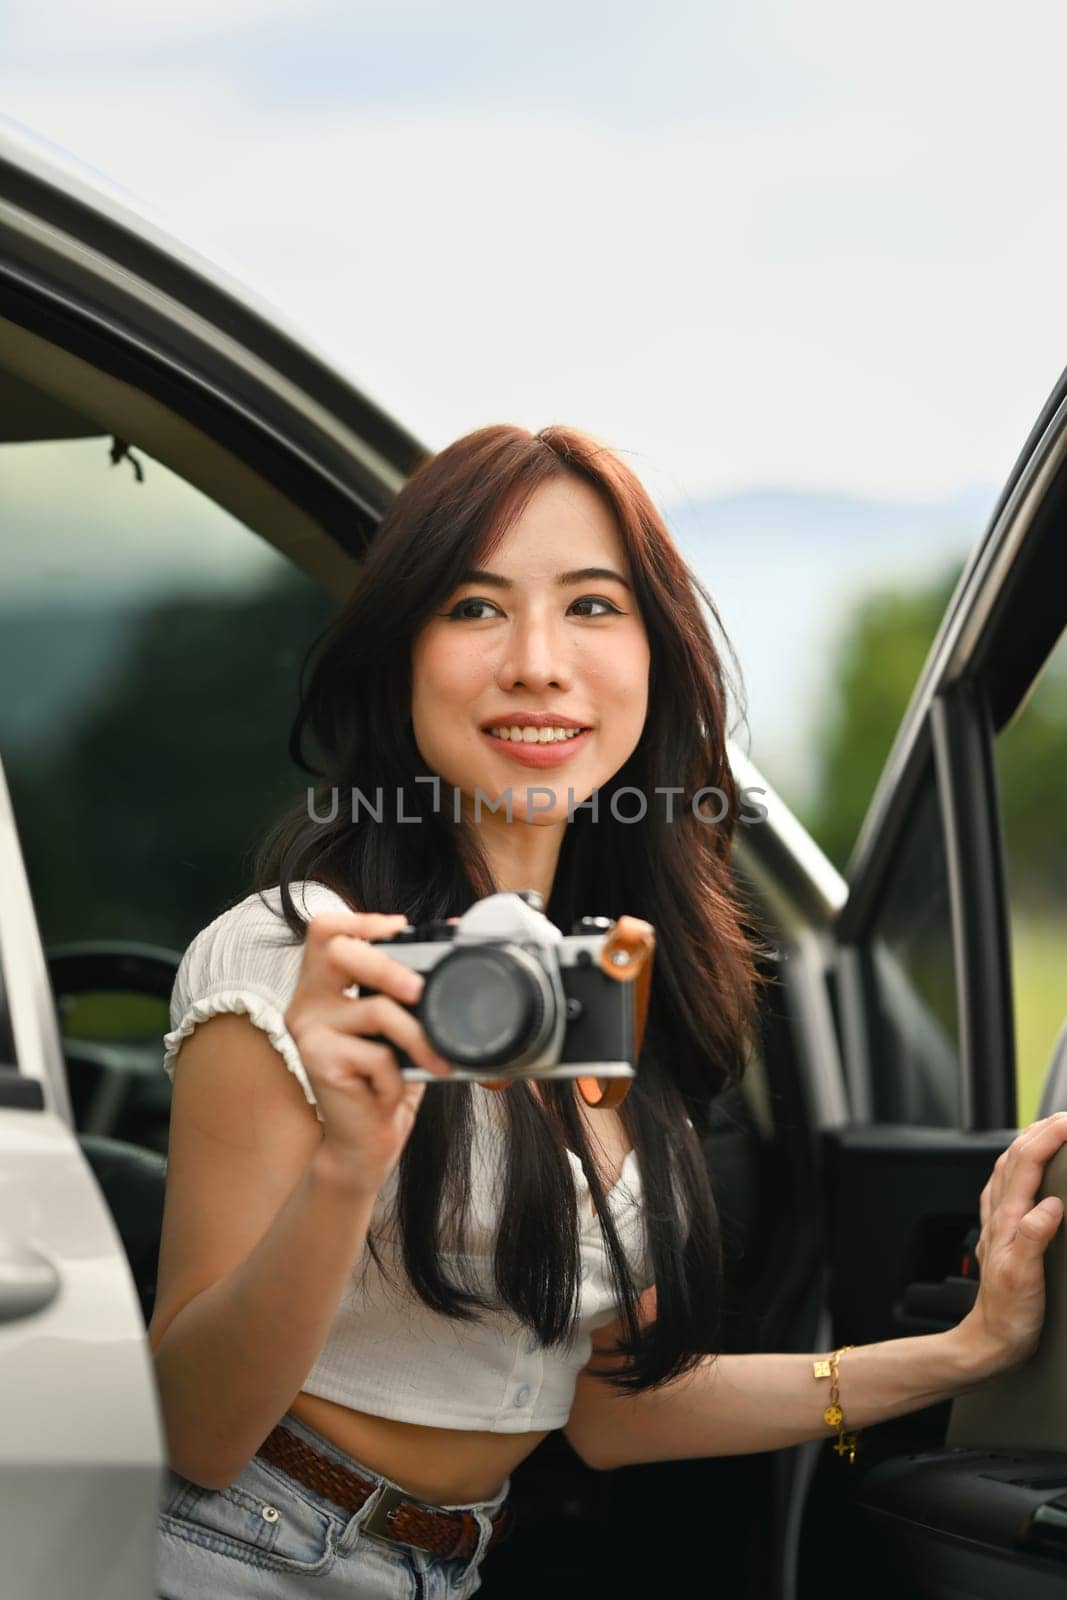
[496,615,573,691]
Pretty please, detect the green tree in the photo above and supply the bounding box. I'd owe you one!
[7,566,337,951]
[807,559,1067,891]
[997,650,1067,910]
[804,568,960,873]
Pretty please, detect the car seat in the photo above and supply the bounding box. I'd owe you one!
[1037,1013,1067,1116]
[78,1133,165,1327]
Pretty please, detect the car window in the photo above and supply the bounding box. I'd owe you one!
[992,623,1067,1126]
[2,427,337,943]
[857,765,961,1127]
[1,412,338,1091]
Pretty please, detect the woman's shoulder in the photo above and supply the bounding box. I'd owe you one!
[206,878,356,934]
[235,879,358,925]
[161,880,355,1107]
[173,880,355,984]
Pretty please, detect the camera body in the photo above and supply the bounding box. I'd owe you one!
[359,890,655,1106]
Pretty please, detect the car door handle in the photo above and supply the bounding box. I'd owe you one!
[901,1276,979,1323]
[0,1238,61,1322]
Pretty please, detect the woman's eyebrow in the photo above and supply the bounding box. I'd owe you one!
[457,566,633,591]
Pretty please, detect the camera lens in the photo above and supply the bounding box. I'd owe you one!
[419,943,554,1070]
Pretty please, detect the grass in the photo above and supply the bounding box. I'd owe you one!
[1010,910,1067,1126]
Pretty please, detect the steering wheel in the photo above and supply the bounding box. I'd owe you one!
[46,942,181,1139]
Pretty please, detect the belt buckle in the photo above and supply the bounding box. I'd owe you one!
[362,1482,410,1545]
[363,1481,470,1560]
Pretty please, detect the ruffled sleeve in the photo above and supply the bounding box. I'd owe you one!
[161,881,356,1123]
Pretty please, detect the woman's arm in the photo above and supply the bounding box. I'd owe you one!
[565,1318,998,1470]
[152,907,450,1490]
[149,1015,379,1490]
[566,1112,1067,1471]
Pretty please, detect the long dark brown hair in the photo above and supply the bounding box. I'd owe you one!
[252,423,773,1392]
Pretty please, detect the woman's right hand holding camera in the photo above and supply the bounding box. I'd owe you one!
[284,911,452,1196]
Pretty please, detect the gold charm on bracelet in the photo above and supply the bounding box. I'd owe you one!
[812,1344,860,1465]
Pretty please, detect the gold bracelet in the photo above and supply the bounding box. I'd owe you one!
[812,1344,861,1464]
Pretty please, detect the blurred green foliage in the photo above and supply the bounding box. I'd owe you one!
[998,636,1067,1125]
[1012,912,1067,1126]
[6,567,337,955]
[802,567,961,874]
[803,556,1067,1129]
[997,645,1067,907]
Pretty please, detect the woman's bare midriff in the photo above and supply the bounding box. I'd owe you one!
[288,1085,632,1505]
[287,1390,552,1503]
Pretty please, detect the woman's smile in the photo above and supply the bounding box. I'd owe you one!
[479,724,594,769]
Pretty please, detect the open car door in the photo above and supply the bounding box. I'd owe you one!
[0,755,165,1599]
[796,372,1067,1597]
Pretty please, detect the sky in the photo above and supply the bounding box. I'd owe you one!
[3,1,1065,813]
[3,0,1065,506]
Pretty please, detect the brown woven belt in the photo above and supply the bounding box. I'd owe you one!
[255,1424,513,1562]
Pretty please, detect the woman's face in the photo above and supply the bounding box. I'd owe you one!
[410,474,651,826]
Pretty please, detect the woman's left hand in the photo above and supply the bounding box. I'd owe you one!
[954,1112,1067,1377]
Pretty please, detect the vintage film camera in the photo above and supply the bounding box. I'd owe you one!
[360,889,655,1108]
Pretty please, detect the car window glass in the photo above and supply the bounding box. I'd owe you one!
[1,424,338,1013]
[992,624,1067,1126]
[859,767,961,1126]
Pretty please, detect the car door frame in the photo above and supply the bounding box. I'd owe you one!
[0,754,168,1600]
[795,367,1067,1597]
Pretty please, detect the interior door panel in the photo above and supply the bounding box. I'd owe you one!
[823,1125,1003,1349]
[797,1127,1067,1596]
[947,1143,1067,1455]
[859,1449,1067,1597]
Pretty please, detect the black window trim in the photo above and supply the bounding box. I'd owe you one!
[0,266,379,556]
[928,682,1015,1130]
[833,679,1015,1132]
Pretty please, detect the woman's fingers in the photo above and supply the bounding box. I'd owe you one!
[979,1180,991,1234]
[308,994,452,1078]
[301,913,406,989]
[304,923,452,1031]
[298,1025,400,1109]
[1016,1195,1066,1245]
[282,910,453,1192]
[992,1114,1067,1211]
[332,940,426,1005]
[319,1035,425,1117]
[309,911,408,944]
[978,1113,1067,1264]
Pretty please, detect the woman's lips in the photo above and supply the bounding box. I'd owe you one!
[480,727,592,768]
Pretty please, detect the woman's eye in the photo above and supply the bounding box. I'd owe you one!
[445,598,499,621]
[443,596,622,621]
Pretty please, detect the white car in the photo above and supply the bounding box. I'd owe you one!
[2,120,1067,1599]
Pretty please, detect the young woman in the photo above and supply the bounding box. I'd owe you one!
[149,423,1066,1600]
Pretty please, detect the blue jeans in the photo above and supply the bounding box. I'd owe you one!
[154,1407,512,1599]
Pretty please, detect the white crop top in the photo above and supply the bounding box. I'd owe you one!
[161,881,655,1433]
